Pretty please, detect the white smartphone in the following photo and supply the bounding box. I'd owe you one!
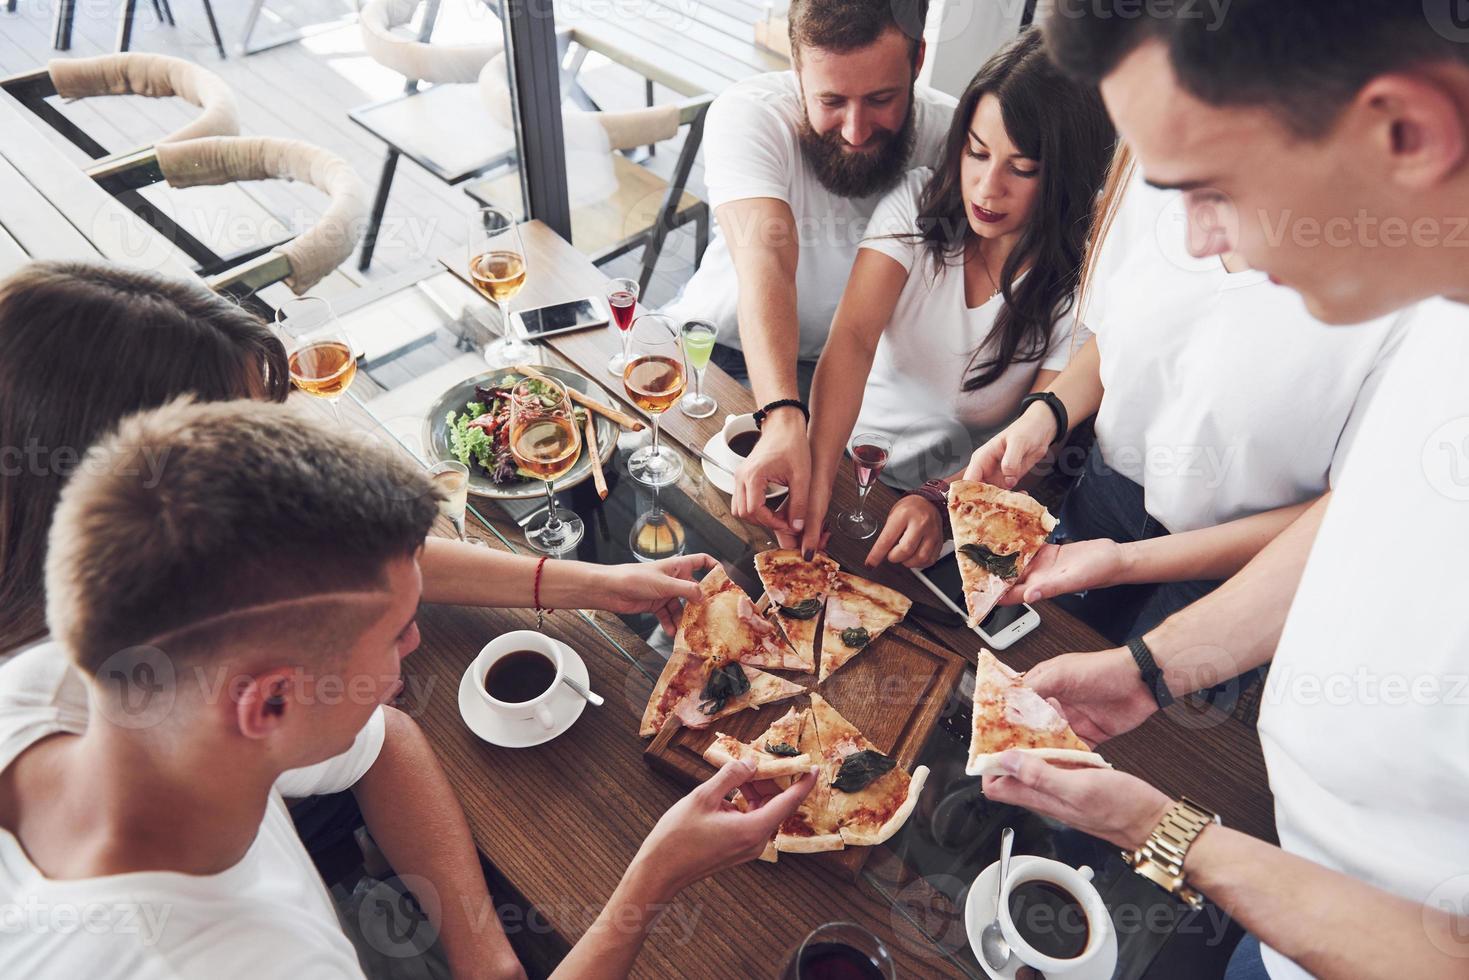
[912,542,1041,650]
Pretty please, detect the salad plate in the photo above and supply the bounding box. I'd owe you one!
[425,366,618,500]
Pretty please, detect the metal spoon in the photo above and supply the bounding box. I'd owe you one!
[561,674,604,706]
[980,827,1015,972]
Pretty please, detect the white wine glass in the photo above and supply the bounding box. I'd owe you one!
[276,296,356,424]
[623,313,687,488]
[428,460,487,547]
[678,318,718,419]
[469,206,537,370]
[508,377,584,554]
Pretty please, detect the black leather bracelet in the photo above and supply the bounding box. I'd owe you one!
[1128,636,1176,709]
[1020,391,1068,446]
[906,479,952,536]
[753,398,809,429]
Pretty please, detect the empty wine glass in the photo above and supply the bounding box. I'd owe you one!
[276,296,356,424]
[469,206,537,370]
[837,432,892,540]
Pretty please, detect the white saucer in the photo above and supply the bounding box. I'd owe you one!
[457,639,591,748]
[700,432,783,499]
[964,856,1118,980]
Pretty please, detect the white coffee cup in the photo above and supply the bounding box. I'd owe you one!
[472,630,564,730]
[999,857,1110,975]
[704,413,784,499]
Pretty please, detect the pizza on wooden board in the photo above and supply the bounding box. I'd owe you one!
[818,571,912,682]
[702,707,814,780]
[807,693,927,848]
[754,549,839,673]
[966,651,1110,776]
[946,480,1057,627]
[723,707,812,864]
[682,564,797,671]
[773,704,845,854]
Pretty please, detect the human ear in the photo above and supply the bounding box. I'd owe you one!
[234,668,294,739]
[1357,73,1468,191]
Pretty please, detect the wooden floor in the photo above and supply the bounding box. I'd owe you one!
[0,0,708,308]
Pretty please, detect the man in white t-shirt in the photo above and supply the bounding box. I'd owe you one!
[662,0,955,539]
[972,4,1469,979]
[0,400,812,979]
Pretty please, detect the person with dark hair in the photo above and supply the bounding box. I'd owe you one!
[799,29,1113,567]
[662,0,957,542]
[0,399,813,977]
[974,4,1469,978]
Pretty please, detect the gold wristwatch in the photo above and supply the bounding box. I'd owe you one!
[1122,797,1219,909]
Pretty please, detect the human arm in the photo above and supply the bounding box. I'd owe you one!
[550,761,816,978]
[1001,497,1315,604]
[983,751,1469,979]
[419,540,716,635]
[800,248,908,558]
[965,335,1103,487]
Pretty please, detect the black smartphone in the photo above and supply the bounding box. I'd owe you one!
[514,297,608,338]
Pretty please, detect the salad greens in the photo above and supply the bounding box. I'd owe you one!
[443,374,588,485]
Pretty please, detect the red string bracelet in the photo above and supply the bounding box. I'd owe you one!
[533,555,555,629]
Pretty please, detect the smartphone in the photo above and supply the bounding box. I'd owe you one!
[912,543,1041,650]
[514,297,608,338]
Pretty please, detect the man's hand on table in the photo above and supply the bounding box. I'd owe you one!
[983,750,1173,852]
[864,495,944,569]
[733,411,810,540]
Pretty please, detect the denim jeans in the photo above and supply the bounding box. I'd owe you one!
[1224,934,1271,980]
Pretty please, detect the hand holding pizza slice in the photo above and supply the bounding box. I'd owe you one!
[947,480,1057,627]
[966,651,1110,777]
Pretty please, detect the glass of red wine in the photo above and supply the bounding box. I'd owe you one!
[837,432,892,540]
[605,277,639,376]
[780,922,895,980]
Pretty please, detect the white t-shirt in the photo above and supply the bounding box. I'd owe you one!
[665,71,957,360]
[854,169,1088,490]
[1086,176,1407,533]
[1257,299,1469,979]
[0,644,385,979]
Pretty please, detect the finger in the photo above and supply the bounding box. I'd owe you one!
[1000,440,1027,489]
[784,466,810,538]
[996,750,1068,799]
[886,523,925,567]
[741,768,817,833]
[698,759,758,802]
[965,440,1003,483]
[654,600,677,636]
[905,532,943,569]
[669,553,718,578]
[981,772,1064,816]
[864,515,906,568]
[775,527,798,550]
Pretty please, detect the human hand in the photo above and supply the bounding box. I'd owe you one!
[1023,648,1158,745]
[982,750,1172,851]
[964,403,1055,488]
[865,496,944,569]
[733,412,809,537]
[999,540,1125,605]
[632,760,816,895]
[592,553,719,635]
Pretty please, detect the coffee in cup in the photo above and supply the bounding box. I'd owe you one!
[483,650,558,703]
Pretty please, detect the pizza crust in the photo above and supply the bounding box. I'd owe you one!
[702,735,814,780]
[966,747,1111,778]
[838,765,929,847]
[774,831,845,853]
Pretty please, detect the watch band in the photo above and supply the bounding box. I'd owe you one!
[906,479,952,536]
[753,398,809,429]
[1128,635,1175,709]
[1123,797,1220,910]
[1019,391,1068,446]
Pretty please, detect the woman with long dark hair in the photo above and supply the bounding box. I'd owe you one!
[798,28,1114,566]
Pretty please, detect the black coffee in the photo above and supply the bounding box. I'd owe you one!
[1008,879,1090,960]
[727,430,760,457]
[797,942,884,980]
[484,650,557,703]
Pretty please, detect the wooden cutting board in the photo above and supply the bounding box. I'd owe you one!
[642,620,965,880]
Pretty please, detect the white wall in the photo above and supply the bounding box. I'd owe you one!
[920,0,1027,98]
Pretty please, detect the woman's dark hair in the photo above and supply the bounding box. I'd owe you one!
[0,261,288,654]
[908,28,1114,391]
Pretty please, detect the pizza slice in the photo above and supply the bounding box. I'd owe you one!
[774,706,844,853]
[807,693,927,848]
[754,549,839,672]
[819,571,912,682]
[702,727,813,780]
[720,707,814,864]
[728,789,780,863]
[965,651,1110,776]
[947,480,1057,627]
[679,565,796,672]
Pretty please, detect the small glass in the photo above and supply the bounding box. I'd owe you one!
[780,922,895,980]
[507,378,585,554]
[276,296,356,423]
[469,206,537,370]
[605,277,639,377]
[678,318,718,419]
[836,432,892,540]
[629,500,686,563]
[622,313,687,488]
[428,460,487,547]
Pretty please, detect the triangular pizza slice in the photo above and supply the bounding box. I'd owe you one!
[679,565,796,671]
[947,480,1057,627]
[702,708,814,780]
[754,549,838,672]
[774,705,844,853]
[818,571,911,682]
[808,694,927,848]
[965,651,1110,776]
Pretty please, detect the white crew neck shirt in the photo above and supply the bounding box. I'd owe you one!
[0,644,384,979]
[1257,299,1469,979]
[853,168,1087,490]
[1085,175,1406,533]
[665,71,956,360]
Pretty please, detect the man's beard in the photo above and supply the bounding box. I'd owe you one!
[798,98,917,199]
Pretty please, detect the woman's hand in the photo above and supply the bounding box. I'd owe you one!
[733,411,810,538]
[964,402,1056,488]
[1023,648,1159,745]
[865,496,945,569]
[982,751,1172,851]
[1000,539,1126,604]
[587,553,719,635]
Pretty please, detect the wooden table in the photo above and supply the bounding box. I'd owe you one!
[322,220,1275,978]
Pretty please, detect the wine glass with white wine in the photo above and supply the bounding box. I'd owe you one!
[428,460,487,547]
[276,296,356,423]
[469,206,537,370]
[622,314,687,488]
[508,377,585,554]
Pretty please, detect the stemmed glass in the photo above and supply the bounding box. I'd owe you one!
[836,432,892,540]
[622,313,687,488]
[507,377,585,554]
[428,460,486,547]
[605,277,639,376]
[678,318,718,419]
[276,296,356,423]
[469,206,537,370]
